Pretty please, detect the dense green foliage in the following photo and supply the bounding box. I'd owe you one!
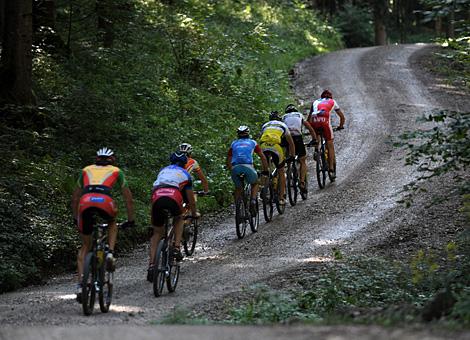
[0,0,342,292]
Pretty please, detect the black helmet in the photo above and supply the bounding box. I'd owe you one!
[170,152,188,167]
[321,89,333,99]
[285,104,297,113]
[237,125,250,137]
[269,111,280,121]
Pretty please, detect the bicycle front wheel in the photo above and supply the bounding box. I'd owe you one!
[261,183,273,222]
[81,252,97,316]
[287,162,298,206]
[98,260,113,313]
[275,174,286,215]
[249,195,259,233]
[316,146,327,189]
[153,240,167,297]
[183,218,198,256]
[235,196,247,239]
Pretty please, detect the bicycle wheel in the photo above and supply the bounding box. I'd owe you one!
[98,261,113,313]
[287,162,298,206]
[166,253,180,293]
[275,173,286,215]
[235,196,247,239]
[316,143,327,189]
[261,181,273,222]
[183,218,198,256]
[249,194,259,233]
[81,252,96,316]
[153,240,167,297]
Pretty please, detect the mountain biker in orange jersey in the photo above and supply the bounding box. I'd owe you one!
[227,126,269,215]
[259,111,295,205]
[307,89,345,180]
[282,104,318,193]
[147,152,199,282]
[71,147,135,302]
[178,143,209,194]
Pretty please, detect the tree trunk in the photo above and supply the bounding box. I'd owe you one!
[0,0,35,106]
[448,0,455,38]
[372,0,388,45]
[0,0,4,43]
[96,0,113,48]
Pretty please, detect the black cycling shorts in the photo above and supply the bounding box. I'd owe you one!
[151,196,181,226]
[81,207,113,235]
[292,135,306,157]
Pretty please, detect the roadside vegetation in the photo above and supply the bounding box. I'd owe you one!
[0,0,342,292]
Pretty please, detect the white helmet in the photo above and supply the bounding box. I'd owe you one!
[96,147,114,157]
[178,143,193,155]
[237,125,250,137]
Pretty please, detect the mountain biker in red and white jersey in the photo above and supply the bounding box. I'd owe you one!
[178,143,209,194]
[307,89,345,180]
[147,152,198,282]
[71,147,135,302]
[282,104,318,193]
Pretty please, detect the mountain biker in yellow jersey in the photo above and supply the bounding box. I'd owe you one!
[71,147,135,302]
[307,89,345,181]
[259,111,295,205]
[147,152,199,282]
[178,143,209,194]
[227,126,269,215]
[282,104,318,193]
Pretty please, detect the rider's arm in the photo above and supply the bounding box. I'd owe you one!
[195,168,209,193]
[226,148,233,171]
[185,188,197,216]
[285,133,295,158]
[122,186,135,222]
[71,187,81,219]
[335,108,345,128]
[303,120,317,140]
[255,145,268,172]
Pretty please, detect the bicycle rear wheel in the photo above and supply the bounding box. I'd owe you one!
[316,144,327,189]
[153,240,166,297]
[235,196,247,239]
[183,218,198,256]
[287,162,298,206]
[275,173,286,215]
[249,194,259,233]
[81,252,96,316]
[98,262,113,313]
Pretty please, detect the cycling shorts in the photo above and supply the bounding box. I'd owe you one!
[260,142,285,166]
[231,164,258,188]
[292,135,306,157]
[78,193,117,235]
[310,120,333,142]
[151,187,184,226]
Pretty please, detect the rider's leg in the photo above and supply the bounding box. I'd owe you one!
[173,215,184,249]
[149,225,164,265]
[279,167,286,200]
[250,183,259,199]
[77,233,92,282]
[326,140,336,172]
[299,155,307,185]
[107,221,117,251]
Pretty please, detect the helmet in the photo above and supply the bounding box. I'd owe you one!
[237,125,250,137]
[96,147,114,157]
[321,89,333,99]
[285,104,297,113]
[269,111,280,121]
[178,143,193,155]
[169,152,188,167]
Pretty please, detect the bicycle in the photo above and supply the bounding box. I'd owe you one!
[81,219,125,316]
[182,190,208,256]
[152,209,187,297]
[315,127,342,189]
[260,151,285,222]
[286,148,310,205]
[235,173,259,239]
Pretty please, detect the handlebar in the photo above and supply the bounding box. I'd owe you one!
[194,190,210,196]
[333,126,344,132]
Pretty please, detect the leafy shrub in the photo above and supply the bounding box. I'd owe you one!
[334,3,373,48]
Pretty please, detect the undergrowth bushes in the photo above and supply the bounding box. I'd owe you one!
[0,0,342,292]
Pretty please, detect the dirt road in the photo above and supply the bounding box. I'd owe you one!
[1,44,467,339]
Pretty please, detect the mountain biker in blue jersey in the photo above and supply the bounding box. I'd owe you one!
[227,126,269,215]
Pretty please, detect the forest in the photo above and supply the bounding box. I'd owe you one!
[0,0,469,329]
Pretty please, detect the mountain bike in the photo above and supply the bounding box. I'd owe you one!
[235,173,259,239]
[152,210,187,297]
[81,219,124,316]
[260,151,285,222]
[286,149,310,205]
[182,191,208,256]
[315,127,342,189]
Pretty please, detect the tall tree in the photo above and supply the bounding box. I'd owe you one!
[0,0,35,107]
[371,0,388,45]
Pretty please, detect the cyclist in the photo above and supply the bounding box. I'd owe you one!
[147,152,198,282]
[282,104,318,193]
[178,143,209,194]
[71,147,135,302]
[259,111,295,205]
[307,89,345,180]
[227,125,268,215]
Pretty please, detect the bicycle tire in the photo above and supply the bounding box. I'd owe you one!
[153,240,166,297]
[275,172,286,214]
[235,196,247,239]
[183,218,198,256]
[81,252,96,316]
[166,260,180,293]
[98,262,113,313]
[261,184,273,222]
[249,195,259,233]
[316,143,326,189]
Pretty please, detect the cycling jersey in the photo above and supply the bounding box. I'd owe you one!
[310,98,340,141]
[282,112,304,136]
[185,157,201,174]
[78,165,127,191]
[260,120,290,145]
[228,138,262,166]
[153,165,193,191]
